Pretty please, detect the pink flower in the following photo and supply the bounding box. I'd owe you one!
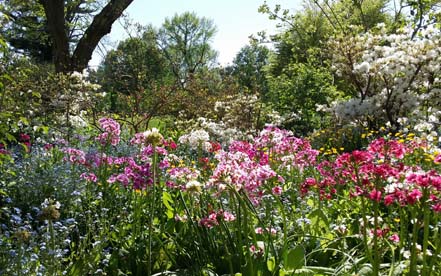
[369,189,382,202]
[43,144,54,151]
[80,172,97,182]
[19,133,30,142]
[389,233,400,243]
[96,117,120,146]
[64,148,86,165]
[407,189,422,205]
[255,227,264,234]
[223,211,236,222]
[384,194,395,206]
[432,203,441,213]
[272,186,283,196]
[199,214,219,228]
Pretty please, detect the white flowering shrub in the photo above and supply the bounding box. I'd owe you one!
[175,93,283,145]
[46,71,104,127]
[328,24,441,129]
[178,129,211,151]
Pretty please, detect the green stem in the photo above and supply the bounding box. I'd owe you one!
[422,188,430,276]
[373,200,380,276]
[360,196,374,266]
[428,214,440,276]
[147,147,157,276]
[409,207,419,276]
[399,208,407,259]
[49,219,57,274]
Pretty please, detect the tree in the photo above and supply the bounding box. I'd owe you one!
[0,0,112,68]
[94,25,175,131]
[40,0,134,73]
[228,44,270,98]
[157,12,217,87]
[20,0,133,73]
[0,0,53,62]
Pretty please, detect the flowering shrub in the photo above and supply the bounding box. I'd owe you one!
[328,24,441,129]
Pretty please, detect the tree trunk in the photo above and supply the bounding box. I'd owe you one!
[39,0,71,73]
[40,0,134,73]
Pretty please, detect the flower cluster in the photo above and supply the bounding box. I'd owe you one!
[329,24,441,126]
[302,136,441,211]
[199,210,236,228]
[96,118,120,146]
[178,129,211,151]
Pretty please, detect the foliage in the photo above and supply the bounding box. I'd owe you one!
[0,52,104,146]
[157,11,218,87]
[267,60,339,135]
[0,0,106,64]
[1,0,134,72]
[260,2,341,135]
[0,52,44,146]
[227,44,270,98]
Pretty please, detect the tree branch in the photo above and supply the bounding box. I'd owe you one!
[71,0,134,72]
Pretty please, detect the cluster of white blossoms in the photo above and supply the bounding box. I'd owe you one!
[329,23,441,126]
[49,71,104,129]
[178,129,211,151]
[176,92,282,146]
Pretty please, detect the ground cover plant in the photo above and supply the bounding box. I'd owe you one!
[1,117,440,275]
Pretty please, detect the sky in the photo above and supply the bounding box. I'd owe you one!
[90,0,303,68]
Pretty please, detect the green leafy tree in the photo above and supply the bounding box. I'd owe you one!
[157,12,218,87]
[98,27,171,109]
[0,0,53,62]
[261,2,338,134]
[228,44,270,98]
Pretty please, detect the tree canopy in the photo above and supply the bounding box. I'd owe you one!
[157,12,218,87]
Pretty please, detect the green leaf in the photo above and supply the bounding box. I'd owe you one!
[285,246,305,271]
[19,117,29,126]
[267,256,276,272]
[5,133,16,142]
[162,191,174,211]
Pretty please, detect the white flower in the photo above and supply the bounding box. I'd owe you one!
[179,129,210,150]
[186,180,202,194]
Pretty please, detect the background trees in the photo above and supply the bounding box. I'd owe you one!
[228,44,270,98]
[157,11,218,88]
[2,0,440,138]
[94,12,223,129]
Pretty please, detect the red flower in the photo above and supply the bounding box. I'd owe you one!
[407,189,422,205]
[19,133,30,142]
[369,189,382,202]
[384,194,395,206]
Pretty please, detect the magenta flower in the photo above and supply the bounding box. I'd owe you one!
[272,186,283,196]
[80,172,97,183]
[407,189,423,204]
[64,148,86,165]
[96,117,120,146]
[223,211,236,222]
[369,189,382,202]
[389,233,400,243]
